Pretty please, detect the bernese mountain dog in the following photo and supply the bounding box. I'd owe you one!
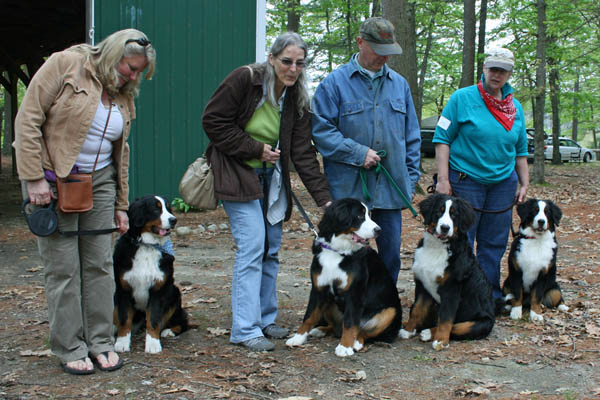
[113,195,188,354]
[501,198,568,322]
[286,198,402,357]
[400,193,495,351]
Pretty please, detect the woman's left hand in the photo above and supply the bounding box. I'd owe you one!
[115,210,129,234]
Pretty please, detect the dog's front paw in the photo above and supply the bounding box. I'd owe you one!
[399,328,416,339]
[510,306,522,320]
[529,310,544,323]
[115,334,131,352]
[558,304,569,313]
[145,334,162,353]
[419,329,432,342]
[352,340,363,351]
[432,340,449,351]
[308,327,327,337]
[335,344,355,357]
[161,329,175,338]
[286,333,308,347]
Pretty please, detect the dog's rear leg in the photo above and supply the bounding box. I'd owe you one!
[543,286,569,312]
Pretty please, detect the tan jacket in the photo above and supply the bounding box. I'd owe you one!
[13,48,136,210]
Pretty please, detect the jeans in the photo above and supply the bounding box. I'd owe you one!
[222,168,283,343]
[450,169,518,299]
[371,208,403,283]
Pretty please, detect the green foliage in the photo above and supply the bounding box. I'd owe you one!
[266,0,600,143]
[171,197,191,213]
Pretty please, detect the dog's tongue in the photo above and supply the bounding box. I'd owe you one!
[159,228,168,236]
[352,233,366,244]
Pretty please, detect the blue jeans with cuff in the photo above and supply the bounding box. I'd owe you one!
[222,168,283,344]
[449,169,518,300]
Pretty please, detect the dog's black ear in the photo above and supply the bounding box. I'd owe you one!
[516,199,534,221]
[128,199,147,230]
[546,200,562,227]
[419,194,439,226]
[318,198,357,239]
[454,197,476,232]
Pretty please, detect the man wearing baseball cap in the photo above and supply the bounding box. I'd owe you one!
[312,17,421,283]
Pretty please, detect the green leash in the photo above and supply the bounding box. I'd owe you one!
[359,150,418,217]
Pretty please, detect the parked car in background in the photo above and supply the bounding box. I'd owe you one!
[526,128,535,162]
[420,115,438,157]
[544,137,594,162]
[420,127,435,157]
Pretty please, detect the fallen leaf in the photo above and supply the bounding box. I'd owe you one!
[20,349,52,357]
[207,327,229,337]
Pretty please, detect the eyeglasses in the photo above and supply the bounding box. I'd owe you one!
[125,38,151,47]
[278,58,306,69]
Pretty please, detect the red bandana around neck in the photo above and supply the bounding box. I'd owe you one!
[477,80,516,131]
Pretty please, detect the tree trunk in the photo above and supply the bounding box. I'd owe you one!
[371,0,381,17]
[459,0,476,88]
[325,7,333,73]
[417,11,437,123]
[549,57,561,164]
[287,0,300,33]
[382,0,418,107]
[572,71,579,142]
[476,0,487,81]
[532,0,547,184]
[346,0,353,57]
[591,104,597,149]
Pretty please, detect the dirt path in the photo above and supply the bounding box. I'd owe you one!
[1,158,599,399]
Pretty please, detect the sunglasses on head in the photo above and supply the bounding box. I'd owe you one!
[279,58,305,68]
[125,38,151,47]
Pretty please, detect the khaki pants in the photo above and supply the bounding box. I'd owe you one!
[35,164,117,363]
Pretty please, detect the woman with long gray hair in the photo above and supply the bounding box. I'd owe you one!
[14,28,155,374]
[203,32,331,351]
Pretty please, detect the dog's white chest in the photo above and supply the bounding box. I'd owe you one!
[124,246,165,310]
[412,237,449,303]
[516,233,556,291]
[317,250,348,292]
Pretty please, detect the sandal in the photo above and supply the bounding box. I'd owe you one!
[61,357,95,375]
[92,351,123,372]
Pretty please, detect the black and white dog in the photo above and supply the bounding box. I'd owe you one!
[400,193,495,351]
[501,199,568,322]
[113,195,188,353]
[286,198,402,357]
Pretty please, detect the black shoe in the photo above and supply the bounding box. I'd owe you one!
[494,297,508,316]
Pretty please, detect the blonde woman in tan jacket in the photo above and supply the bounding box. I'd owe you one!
[13,29,155,375]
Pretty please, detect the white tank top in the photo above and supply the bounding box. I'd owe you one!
[75,99,124,173]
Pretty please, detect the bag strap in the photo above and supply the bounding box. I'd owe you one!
[42,95,113,175]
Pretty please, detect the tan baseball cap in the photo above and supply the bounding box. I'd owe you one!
[484,47,515,71]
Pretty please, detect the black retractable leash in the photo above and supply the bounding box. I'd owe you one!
[290,191,319,238]
[22,198,117,237]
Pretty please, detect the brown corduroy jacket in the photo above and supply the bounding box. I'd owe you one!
[202,63,330,221]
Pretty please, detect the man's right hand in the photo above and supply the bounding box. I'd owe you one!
[362,149,381,169]
[27,178,54,205]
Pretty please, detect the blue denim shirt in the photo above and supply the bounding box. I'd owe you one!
[311,55,421,210]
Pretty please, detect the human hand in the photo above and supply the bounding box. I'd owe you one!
[362,149,381,169]
[435,179,453,195]
[115,210,129,234]
[261,144,281,163]
[26,179,54,205]
[516,185,528,203]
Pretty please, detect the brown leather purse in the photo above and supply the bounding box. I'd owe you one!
[45,101,113,213]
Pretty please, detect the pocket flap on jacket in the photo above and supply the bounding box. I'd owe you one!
[340,101,364,116]
[390,99,406,113]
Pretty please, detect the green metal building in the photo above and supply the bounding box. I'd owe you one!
[0,0,265,201]
[94,0,266,200]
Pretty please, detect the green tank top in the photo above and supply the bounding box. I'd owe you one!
[244,100,280,168]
